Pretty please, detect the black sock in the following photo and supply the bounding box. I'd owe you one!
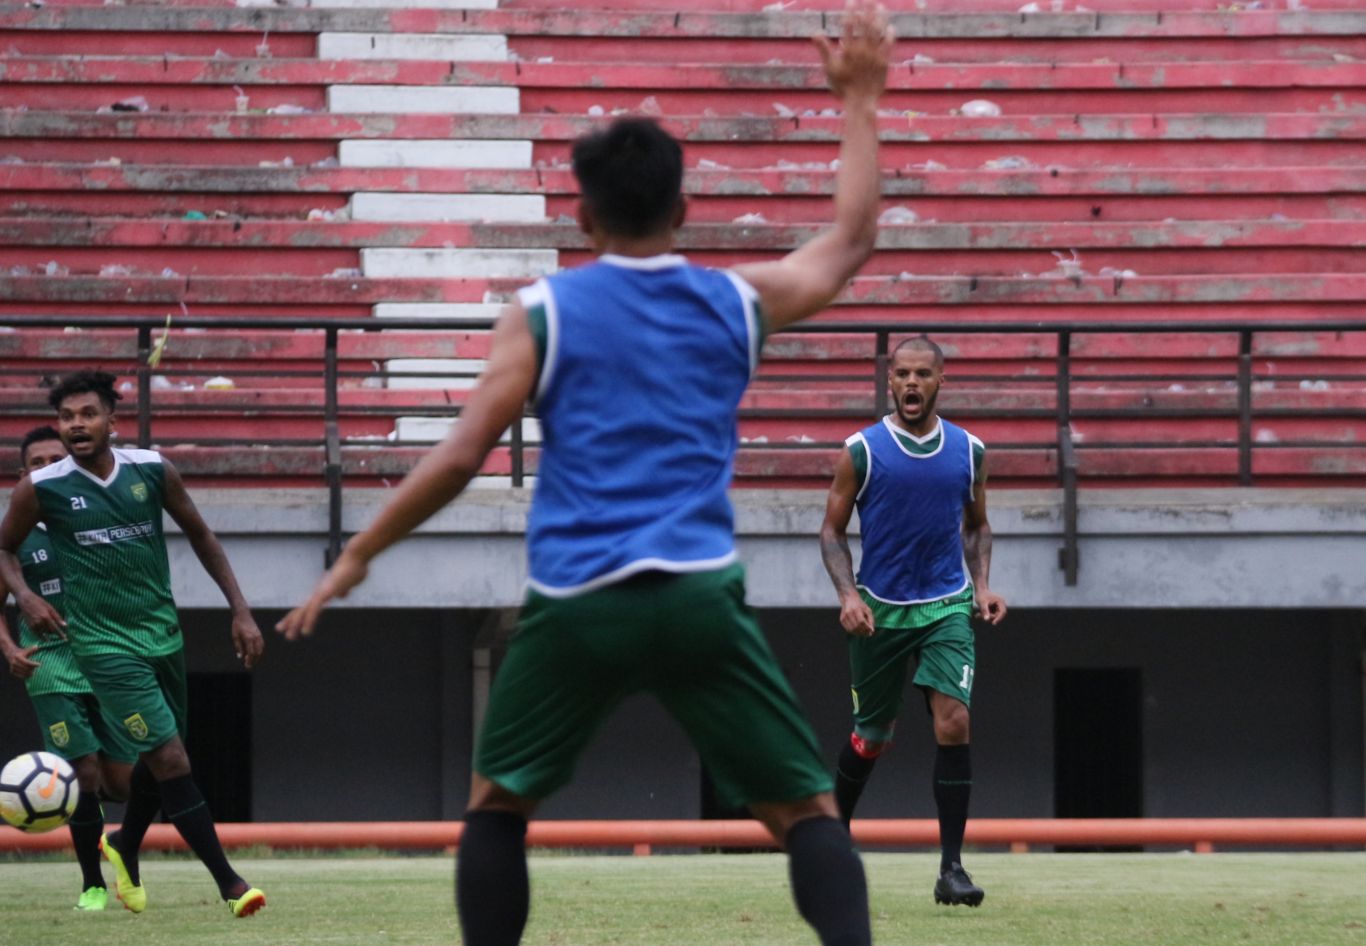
[786,816,871,946]
[68,791,106,891]
[934,744,972,872]
[834,739,879,828]
[457,810,529,946]
[110,760,161,885]
[158,774,246,899]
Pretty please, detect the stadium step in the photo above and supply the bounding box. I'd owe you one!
[7,55,1364,91]
[2,217,1359,250]
[4,7,1364,41]
[6,162,1361,198]
[2,217,1359,279]
[4,273,1365,308]
[7,110,1364,144]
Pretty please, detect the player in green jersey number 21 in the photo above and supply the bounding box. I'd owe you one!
[0,370,267,919]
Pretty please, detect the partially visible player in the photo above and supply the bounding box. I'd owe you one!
[0,371,266,918]
[0,425,137,911]
[820,336,1007,908]
[278,3,894,944]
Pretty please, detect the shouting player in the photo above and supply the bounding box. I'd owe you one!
[820,336,1007,907]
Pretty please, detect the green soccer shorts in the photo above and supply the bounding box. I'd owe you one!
[475,564,833,808]
[29,692,140,764]
[847,611,976,744]
[74,649,189,754]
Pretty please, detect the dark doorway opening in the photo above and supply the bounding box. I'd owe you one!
[186,673,252,822]
[1054,667,1143,851]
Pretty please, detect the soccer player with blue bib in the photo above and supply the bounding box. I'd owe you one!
[0,426,137,911]
[279,3,894,943]
[0,371,266,919]
[820,335,1008,908]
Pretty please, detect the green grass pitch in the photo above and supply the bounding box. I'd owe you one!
[1,851,1363,945]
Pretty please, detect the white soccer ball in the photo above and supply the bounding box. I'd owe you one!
[0,751,79,833]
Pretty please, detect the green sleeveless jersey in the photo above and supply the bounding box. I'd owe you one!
[29,448,183,659]
[14,526,92,697]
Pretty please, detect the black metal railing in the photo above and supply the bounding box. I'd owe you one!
[2,315,1363,583]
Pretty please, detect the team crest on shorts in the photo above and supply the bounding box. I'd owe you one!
[49,721,70,748]
[124,713,150,741]
[130,483,149,502]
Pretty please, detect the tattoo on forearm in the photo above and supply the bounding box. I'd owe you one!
[964,525,992,587]
[821,533,859,597]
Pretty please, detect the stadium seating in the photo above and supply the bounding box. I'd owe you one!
[0,1,1362,488]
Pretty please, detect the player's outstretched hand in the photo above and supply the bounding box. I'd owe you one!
[231,612,265,669]
[18,593,66,641]
[275,549,369,641]
[813,0,894,104]
[976,589,1008,625]
[4,644,41,681]
[839,592,876,638]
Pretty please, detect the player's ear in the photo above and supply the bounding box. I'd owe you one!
[575,198,595,237]
[671,196,687,230]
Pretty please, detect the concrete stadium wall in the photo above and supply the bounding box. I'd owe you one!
[138,487,1366,611]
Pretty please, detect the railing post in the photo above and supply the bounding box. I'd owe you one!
[136,325,152,448]
[1237,330,1253,486]
[874,330,890,418]
[324,328,343,567]
[1057,330,1079,586]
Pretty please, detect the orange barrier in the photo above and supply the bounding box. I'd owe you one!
[3,819,1365,855]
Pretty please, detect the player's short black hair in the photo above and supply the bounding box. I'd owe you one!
[19,425,62,464]
[892,334,945,368]
[571,117,684,238]
[48,369,122,412]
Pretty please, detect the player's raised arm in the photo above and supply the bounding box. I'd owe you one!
[277,302,539,640]
[820,446,875,637]
[732,0,892,332]
[0,479,64,638]
[963,456,1007,625]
